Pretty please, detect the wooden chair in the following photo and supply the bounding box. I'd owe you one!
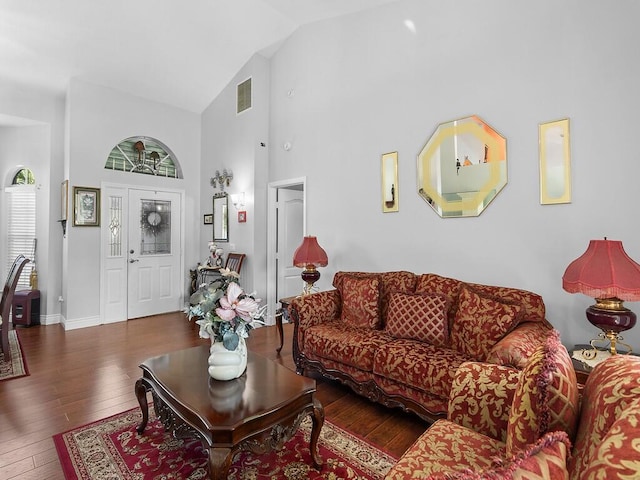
[1,255,30,361]
[225,253,246,275]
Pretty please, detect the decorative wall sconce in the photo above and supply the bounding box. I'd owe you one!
[230,192,245,210]
[210,169,233,191]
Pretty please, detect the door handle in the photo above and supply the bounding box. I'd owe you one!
[129,258,139,263]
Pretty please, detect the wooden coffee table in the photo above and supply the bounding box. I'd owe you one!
[134,345,324,479]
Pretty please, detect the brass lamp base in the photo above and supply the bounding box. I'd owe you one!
[584,298,636,356]
[301,265,321,296]
[582,331,633,359]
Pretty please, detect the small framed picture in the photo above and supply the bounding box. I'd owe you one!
[203,213,213,225]
[73,186,100,227]
[238,211,247,223]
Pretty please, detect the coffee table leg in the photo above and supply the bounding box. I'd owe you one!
[209,447,233,479]
[134,378,149,434]
[310,396,325,469]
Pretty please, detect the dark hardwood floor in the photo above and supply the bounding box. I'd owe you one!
[0,313,428,479]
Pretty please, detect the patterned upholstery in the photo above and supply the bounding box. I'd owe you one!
[373,375,449,417]
[385,292,450,345]
[415,274,464,328]
[465,281,547,323]
[385,331,578,479]
[333,271,417,328]
[386,338,640,479]
[303,322,390,371]
[291,290,341,331]
[450,286,523,361]
[339,274,382,329]
[293,271,553,427]
[568,354,640,479]
[447,362,520,443]
[290,289,341,355]
[373,339,470,400]
[577,398,640,479]
[426,431,571,480]
[506,331,579,455]
[415,274,547,330]
[385,420,505,479]
[486,322,554,370]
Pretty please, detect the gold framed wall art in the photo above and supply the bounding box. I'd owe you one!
[539,118,571,205]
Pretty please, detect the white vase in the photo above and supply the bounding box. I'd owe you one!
[208,336,247,381]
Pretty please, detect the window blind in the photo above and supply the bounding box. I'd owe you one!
[6,185,35,288]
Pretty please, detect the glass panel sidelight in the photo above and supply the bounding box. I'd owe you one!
[140,199,171,255]
[108,196,123,257]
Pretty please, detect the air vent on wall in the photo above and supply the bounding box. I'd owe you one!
[237,77,252,114]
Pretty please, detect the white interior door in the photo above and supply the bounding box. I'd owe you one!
[276,188,304,300]
[127,189,181,319]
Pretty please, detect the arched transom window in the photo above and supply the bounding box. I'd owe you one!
[105,136,183,178]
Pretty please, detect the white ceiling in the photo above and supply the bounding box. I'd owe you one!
[0,0,399,114]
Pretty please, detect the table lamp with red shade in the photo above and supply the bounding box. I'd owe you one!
[562,238,640,356]
[293,236,328,295]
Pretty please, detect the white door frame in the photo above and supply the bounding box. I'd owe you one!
[100,181,186,324]
[266,177,306,321]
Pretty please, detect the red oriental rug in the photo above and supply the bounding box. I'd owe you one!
[54,407,397,479]
[0,330,29,381]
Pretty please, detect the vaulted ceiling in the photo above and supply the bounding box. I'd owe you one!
[0,0,399,113]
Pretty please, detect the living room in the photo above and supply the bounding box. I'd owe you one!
[2,1,639,351]
[2,1,640,478]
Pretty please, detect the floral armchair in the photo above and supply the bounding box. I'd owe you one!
[385,331,580,479]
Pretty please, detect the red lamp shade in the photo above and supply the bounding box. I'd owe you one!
[293,236,328,295]
[562,239,640,301]
[293,236,328,268]
[562,239,640,355]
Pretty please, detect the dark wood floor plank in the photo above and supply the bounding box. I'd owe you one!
[1,313,425,478]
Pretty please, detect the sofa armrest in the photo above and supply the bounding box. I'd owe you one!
[447,361,520,443]
[486,322,553,370]
[290,289,341,331]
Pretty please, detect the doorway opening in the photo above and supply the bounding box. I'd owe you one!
[266,177,306,322]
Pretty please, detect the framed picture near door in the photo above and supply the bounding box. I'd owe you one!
[73,186,100,226]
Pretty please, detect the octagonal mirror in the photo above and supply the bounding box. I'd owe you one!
[417,115,507,217]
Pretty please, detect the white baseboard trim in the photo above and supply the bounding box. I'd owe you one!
[62,315,102,330]
[40,313,62,325]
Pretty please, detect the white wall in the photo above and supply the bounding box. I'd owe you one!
[65,79,201,327]
[262,0,640,349]
[0,79,65,324]
[201,54,271,298]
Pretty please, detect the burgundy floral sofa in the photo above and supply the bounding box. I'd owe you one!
[290,271,555,422]
[386,343,640,479]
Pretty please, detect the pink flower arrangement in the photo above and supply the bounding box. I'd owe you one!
[186,271,266,351]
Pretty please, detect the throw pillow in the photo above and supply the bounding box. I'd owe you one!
[506,330,579,456]
[339,275,381,329]
[450,285,523,361]
[385,292,449,345]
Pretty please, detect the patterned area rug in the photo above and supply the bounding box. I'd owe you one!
[0,329,29,381]
[54,407,397,479]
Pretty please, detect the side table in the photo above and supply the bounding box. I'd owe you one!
[570,352,592,387]
[276,296,297,354]
[570,344,638,387]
